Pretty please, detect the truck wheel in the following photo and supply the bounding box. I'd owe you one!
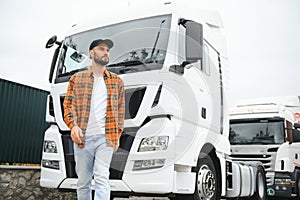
[295,169,300,198]
[171,153,221,200]
[195,153,220,200]
[252,166,267,200]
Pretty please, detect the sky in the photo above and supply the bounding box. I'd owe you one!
[1,0,300,106]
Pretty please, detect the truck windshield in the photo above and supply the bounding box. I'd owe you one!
[229,119,285,145]
[55,14,171,81]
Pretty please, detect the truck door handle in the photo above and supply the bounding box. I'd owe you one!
[202,107,206,119]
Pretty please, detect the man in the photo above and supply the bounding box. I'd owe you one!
[63,39,125,200]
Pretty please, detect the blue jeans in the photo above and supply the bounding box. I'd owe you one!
[74,134,114,200]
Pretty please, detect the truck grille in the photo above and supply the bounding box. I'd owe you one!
[229,148,278,186]
[110,127,139,179]
[59,86,147,120]
[61,126,139,180]
[124,86,146,119]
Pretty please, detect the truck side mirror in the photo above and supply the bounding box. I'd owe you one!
[292,129,300,142]
[46,35,62,49]
[294,123,300,129]
[46,36,58,49]
[46,35,63,83]
[185,21,203,63]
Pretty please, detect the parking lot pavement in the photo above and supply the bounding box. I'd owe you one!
[114,197,227,200]
[115,198,227,200]
[115,198,169,200]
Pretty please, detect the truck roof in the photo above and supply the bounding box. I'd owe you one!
[66,2,224,37]
[230,96,300,122]
[63,1,227,59]
[234,96,300,107]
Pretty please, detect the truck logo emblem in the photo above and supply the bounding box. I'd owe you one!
[267,188,275,196]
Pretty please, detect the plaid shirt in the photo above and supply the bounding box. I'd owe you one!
[63,66,125,147]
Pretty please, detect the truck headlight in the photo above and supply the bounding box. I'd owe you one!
[282,186,287,191]
[44,140,57,153]
[133,159,165,170]
[42,159,60,170]
[138,136,169,152]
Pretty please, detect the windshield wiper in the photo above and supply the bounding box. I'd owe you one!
[58,67,88,78]
[232,142,253,145]
[251,141,273,145]
[150,20,165,60]
[230,142,239,145]
[231,141,272,145]
[107,60,149,74]
[107,60,145,67]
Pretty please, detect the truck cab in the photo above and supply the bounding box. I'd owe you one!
[40,2,266,199]
[229,97,300,199]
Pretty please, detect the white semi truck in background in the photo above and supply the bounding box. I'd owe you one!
[40,1,267,199]
[229,96,300,199]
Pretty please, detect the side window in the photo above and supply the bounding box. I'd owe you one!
[203,42,220,77]
[286,120,293,141]
[178,25,186,64]
[202,43,210,75]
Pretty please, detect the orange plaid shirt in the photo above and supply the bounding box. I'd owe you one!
[63,66,125,147]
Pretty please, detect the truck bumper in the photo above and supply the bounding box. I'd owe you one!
[122,160,178,193]
[58,178,132,192]
[40,125,66,188]
[58,165,196,195]
[267,172,298,198]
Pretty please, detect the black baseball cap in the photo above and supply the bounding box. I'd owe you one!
[89,39,114,50]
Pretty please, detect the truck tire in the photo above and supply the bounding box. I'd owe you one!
[252,166,267,200]
[295,169,300,199]
[171,153,221,200]
[194,153,221,200]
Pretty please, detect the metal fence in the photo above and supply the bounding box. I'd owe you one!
[0,78,49,164]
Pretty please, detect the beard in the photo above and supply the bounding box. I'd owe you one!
[94,53,109,66]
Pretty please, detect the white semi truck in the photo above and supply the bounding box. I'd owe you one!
[229,96,300,199]
[40,2,267,199]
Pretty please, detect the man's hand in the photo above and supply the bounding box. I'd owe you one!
[113,143,119,153]
[71,126,83,145]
